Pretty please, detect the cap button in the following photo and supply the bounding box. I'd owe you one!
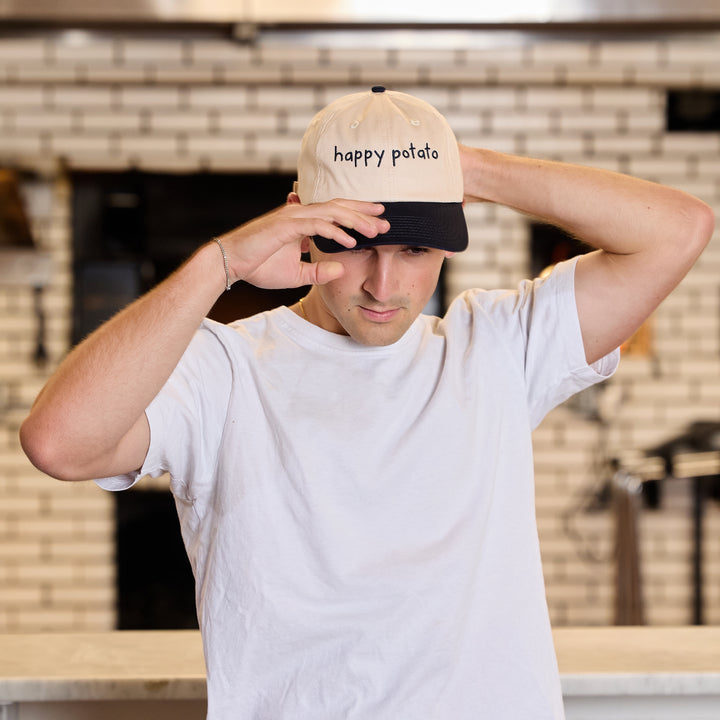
[371,85,386,93]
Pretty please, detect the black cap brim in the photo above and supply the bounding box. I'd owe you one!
[312,201,468,254]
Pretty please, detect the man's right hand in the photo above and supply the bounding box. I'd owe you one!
[215,199,390,290]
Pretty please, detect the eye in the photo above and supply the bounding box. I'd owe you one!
[405,246,430,256]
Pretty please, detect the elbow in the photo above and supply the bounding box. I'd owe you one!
[686,197,715,257]
[19,415,82,482]
[664,195,716,277]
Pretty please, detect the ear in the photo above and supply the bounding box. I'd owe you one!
[443,251,456,259]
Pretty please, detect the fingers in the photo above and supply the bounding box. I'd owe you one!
[290,199,390,248]
[217,199,391,290]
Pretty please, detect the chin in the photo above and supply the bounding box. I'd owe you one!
[347,323,412,347]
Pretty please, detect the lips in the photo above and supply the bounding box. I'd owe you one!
[359,306,401,322]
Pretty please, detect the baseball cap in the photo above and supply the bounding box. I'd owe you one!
[295,86,468,253]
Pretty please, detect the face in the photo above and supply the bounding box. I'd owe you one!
[306,243,449,346]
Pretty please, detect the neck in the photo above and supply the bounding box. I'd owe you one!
[291,289,346,336]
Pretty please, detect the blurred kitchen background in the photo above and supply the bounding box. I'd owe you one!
[1,0,720,633]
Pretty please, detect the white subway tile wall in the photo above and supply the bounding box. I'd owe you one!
[0,31,719,632]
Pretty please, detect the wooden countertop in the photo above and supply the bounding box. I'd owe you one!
[0,630,206,702]
[1,627,719,703]
[555,626,720,698]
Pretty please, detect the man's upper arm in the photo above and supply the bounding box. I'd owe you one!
[574,249,655,366]
[574,197,713,366]
[87,412,151,483]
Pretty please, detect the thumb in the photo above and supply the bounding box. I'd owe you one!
[300,260,345,286]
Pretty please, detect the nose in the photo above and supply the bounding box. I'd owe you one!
[362,249,398,303]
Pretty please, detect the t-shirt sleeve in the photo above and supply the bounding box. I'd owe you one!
[523,257,619,427]
[94,321,234,499]
[461,257,619,430]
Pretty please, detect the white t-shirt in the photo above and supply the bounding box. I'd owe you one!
[99,258,618,719]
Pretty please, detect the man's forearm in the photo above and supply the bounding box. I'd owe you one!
[459,145,709,256]
[20,242,227,481]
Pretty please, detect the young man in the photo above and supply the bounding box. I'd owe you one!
[20,87,713,719]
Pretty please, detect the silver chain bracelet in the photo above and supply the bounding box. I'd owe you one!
[214,238,232,291]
